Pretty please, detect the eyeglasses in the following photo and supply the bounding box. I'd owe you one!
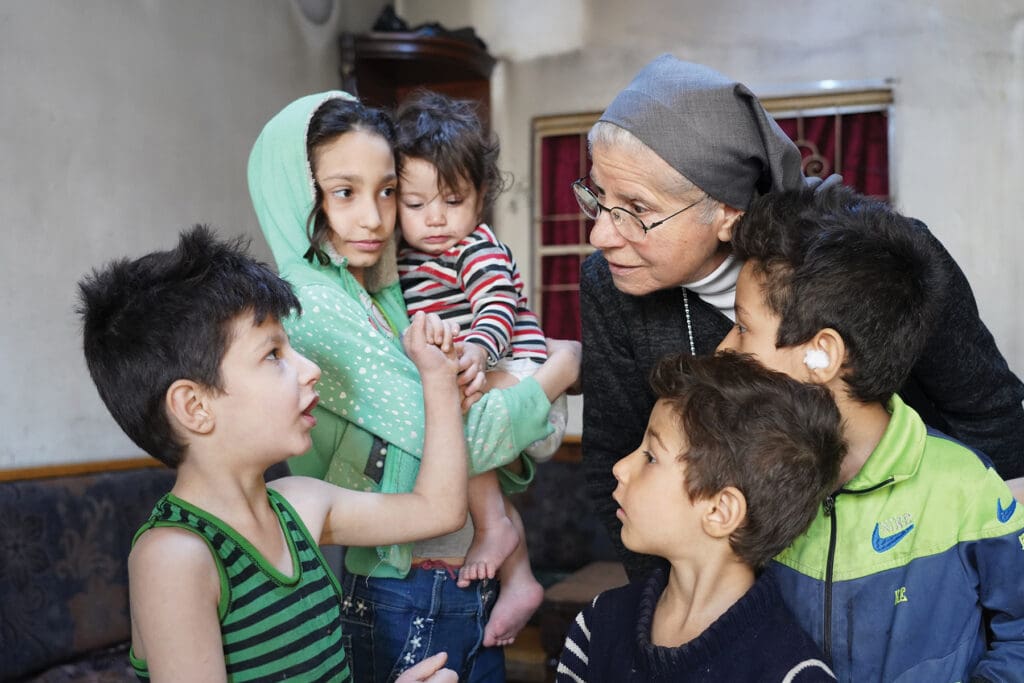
[571,177,706,242]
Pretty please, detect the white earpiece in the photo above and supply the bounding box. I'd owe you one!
[803,349,830,370]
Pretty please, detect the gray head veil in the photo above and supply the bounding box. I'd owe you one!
[599,55,805,210]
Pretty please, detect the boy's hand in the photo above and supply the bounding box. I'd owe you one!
[395,652,457,682]
[403,312,459,377]
[457,342,490,397]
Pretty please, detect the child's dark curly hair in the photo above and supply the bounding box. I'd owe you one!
[394,89,509,215]
[650,350,845,568]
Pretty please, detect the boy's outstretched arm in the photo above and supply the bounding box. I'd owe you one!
[275,312,469,547]
[128,528,227,682]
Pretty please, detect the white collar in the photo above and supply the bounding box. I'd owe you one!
[681,254,742,322]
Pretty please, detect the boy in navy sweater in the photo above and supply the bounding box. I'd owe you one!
[556,352,841,682]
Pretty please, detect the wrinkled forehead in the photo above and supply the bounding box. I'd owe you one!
[589,130,696,199]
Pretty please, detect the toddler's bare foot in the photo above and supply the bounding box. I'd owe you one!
[482,569,543,647]
[457,516,520,588]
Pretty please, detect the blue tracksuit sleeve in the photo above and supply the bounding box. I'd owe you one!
[964,490,1024,680]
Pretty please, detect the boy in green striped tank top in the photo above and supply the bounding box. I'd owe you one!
[77,226,469,682]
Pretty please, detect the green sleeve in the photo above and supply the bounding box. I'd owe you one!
[463,377,552,476]
[288,279,551,478]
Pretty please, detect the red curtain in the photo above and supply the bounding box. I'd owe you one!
[775,111,889,198]
[538,135,588,340]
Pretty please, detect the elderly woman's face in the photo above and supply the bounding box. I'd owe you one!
[588,140,740,296]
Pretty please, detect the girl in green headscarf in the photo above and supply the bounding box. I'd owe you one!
[248,91,579,682]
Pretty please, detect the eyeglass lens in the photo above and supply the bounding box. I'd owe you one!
[573,180,646,239]
[572,183,598,219]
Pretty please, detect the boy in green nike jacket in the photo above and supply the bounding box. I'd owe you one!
[719,184,1024,682]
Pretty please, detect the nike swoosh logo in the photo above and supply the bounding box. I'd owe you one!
[998,498,1017,523]
[872,523,915,553]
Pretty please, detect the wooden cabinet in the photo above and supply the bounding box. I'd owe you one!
[339,31,496,125]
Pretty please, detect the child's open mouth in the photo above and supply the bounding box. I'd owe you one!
[301,395,319,426]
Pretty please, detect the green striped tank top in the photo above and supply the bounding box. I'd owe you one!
[129,489,350,682]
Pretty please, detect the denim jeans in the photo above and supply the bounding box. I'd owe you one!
[338,566,504,683]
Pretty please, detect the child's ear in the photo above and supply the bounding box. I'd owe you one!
[702,486,747,538]
[166,380,215,435]
[800,328,845,384]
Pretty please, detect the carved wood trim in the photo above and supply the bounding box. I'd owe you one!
[0,457,164,482]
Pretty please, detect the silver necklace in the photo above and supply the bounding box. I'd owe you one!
[682,289,696,355]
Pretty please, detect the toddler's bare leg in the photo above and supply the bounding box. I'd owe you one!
[484,368,518,391]
[459,470,520,588]
[482,500,544,647]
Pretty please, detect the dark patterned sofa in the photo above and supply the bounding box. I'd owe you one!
[0,454,606,682]
[0,465,175,682]
[0,461,299,682]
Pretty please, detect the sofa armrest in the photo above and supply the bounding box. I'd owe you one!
[0,466,175,680]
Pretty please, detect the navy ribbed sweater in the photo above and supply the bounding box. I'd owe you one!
[556,569,834,682]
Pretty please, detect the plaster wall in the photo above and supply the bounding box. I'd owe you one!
[3,0,1021,467]
[0,0,384,467]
